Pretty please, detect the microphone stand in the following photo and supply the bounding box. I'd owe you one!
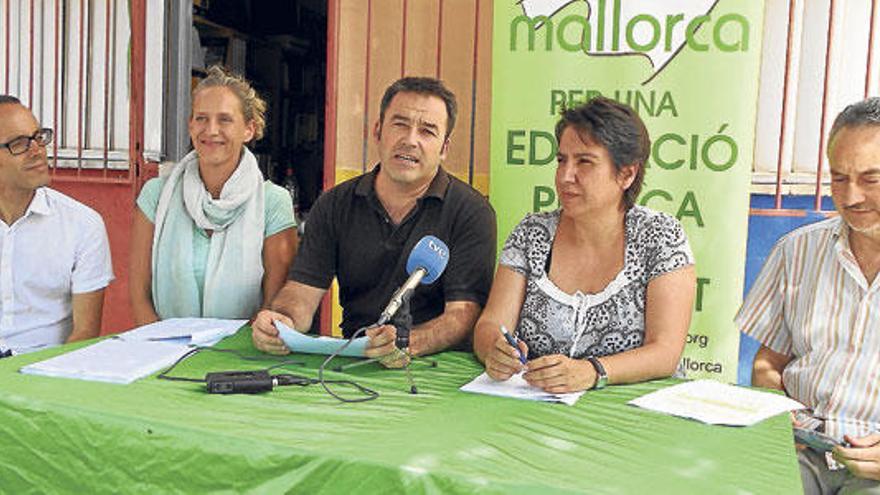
[332,294,437,393]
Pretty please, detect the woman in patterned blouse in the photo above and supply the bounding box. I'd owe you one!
[474,97,696,393]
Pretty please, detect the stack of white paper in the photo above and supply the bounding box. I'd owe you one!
[19,318,247,384]
[460,372,585,406]
[628,379,806,426]
[20,339,191,384]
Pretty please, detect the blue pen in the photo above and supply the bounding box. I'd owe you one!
[500,325,527,365]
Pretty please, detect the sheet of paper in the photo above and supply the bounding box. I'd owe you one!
[628,379,806,426]
[120,318,246,346]
[275,321,367,357]
[19,338,192,385]
[460,371,585,406]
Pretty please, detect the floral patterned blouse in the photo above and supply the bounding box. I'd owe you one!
[499,206,694,359]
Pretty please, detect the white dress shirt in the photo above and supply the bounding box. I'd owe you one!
[0,187,114,353]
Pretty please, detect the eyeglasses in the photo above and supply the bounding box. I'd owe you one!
[0,128,54,156]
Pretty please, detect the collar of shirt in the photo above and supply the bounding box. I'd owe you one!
[832,220,851,258]
[832,219,880,291]
[26,188,52,217]
[0,188,51,231]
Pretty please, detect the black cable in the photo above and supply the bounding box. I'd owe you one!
[156,347,206,382]
[318,324,381,403]
[271,372,380,401]
[157,345,379,400]
[157,347,305,383]
[273,374,314,386]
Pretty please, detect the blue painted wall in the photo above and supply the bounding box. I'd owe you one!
[736,194,835,384]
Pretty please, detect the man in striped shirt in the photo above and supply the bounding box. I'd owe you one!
[737,97,880,494]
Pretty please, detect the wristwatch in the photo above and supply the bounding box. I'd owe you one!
[586,356,608,390]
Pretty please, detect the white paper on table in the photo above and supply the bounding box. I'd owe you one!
[19,338,192,385]
[274,320,367,357]
[628,379,806,426]
[460,371,585,406]
[119,318,247,346]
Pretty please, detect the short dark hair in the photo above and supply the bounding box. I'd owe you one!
[379,77,457,139]
[0,95,21,105]
[554,97,650,210]
[828,97,880,155]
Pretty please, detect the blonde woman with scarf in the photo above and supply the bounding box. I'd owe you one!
[129,66,298,324]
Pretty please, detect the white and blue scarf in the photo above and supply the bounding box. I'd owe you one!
[151,147,265,319]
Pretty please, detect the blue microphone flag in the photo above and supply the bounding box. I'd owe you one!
[406,236,449,284]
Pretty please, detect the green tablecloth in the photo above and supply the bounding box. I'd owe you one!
[0,329,801,494]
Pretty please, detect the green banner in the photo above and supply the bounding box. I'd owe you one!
[489,0,764,382]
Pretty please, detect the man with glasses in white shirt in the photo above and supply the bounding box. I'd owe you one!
[0,95,113,355]
[737,97,880,494]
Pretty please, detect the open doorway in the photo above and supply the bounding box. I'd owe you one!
[187,0,327,223]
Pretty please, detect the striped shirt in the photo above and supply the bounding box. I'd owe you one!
[735,217,880,442]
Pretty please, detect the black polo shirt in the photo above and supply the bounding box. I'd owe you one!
[290,165,496,337]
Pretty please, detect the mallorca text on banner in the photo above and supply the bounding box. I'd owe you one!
[489,0,764,382]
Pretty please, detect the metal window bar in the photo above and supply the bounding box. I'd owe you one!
[813,0,836,212]
[866,0,878,98]
[772,0,797,211]
[752,0,879,218]
[1,0,138,185]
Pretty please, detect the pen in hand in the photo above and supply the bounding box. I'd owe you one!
[500,324,527,365]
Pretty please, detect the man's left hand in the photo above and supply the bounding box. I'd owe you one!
[523,354,595,393]
[365,325,410,368]
[833,433,880,480]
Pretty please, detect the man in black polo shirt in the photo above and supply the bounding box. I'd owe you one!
[252,77,496,366]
